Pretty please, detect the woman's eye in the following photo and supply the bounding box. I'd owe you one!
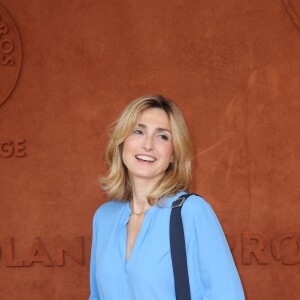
[159,134,169,141]
[133,129,143,135]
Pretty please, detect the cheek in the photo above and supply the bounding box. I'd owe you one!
[121,140,130,162]
[121,145,130,169]
[122,137,138,164]
[169,152,175,163]
[122,137,133,154]
[163,144,174,162]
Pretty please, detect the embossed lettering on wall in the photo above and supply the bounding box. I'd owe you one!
[240,232,300,265]
[222,232,300,265]
[0,139,26,158]
[0,232,299,268]
[0,2,22,107]
[2,236,84,267]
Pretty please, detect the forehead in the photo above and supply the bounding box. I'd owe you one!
[137,108,171,129]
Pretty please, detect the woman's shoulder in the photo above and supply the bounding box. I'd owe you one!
[180,193,217,222]
[93,200,127,222]
[180,193,212,211]
[177,194,225,240]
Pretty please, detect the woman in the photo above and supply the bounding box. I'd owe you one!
[89,95,245,300]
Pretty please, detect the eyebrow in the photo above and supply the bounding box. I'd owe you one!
[137,123,172,133]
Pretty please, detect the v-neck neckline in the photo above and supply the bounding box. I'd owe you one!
[118,193,186,271]
[126,213,145,263]
[120,201,157,271]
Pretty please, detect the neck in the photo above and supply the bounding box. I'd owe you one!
[129,177,157,213]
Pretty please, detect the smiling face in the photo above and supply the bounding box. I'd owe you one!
[122,108,174,186]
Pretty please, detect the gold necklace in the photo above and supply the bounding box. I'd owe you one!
[130,203,151,216]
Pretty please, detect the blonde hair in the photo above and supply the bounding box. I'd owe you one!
[101,95,194,204]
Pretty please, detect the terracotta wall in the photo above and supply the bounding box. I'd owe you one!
[1,0,300,299]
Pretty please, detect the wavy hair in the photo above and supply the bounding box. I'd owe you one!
[100,95,194,204]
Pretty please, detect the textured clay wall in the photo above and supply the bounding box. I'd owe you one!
[1,0,300,299]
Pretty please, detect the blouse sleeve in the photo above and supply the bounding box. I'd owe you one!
[181,195,245,300]
[89,210,101,300]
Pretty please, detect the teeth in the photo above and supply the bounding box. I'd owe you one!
[136,155,156,162]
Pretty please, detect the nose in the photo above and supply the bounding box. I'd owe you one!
[142,134,154,151]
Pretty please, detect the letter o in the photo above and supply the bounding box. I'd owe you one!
[0,38,14,54]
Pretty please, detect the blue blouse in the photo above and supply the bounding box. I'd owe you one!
[89,192,245,300]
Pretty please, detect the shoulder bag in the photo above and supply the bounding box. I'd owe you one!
[170,193,197,300]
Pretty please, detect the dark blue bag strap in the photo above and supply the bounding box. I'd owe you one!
[170,193,196,300]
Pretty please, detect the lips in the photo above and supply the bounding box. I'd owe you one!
[135,155,157,162]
